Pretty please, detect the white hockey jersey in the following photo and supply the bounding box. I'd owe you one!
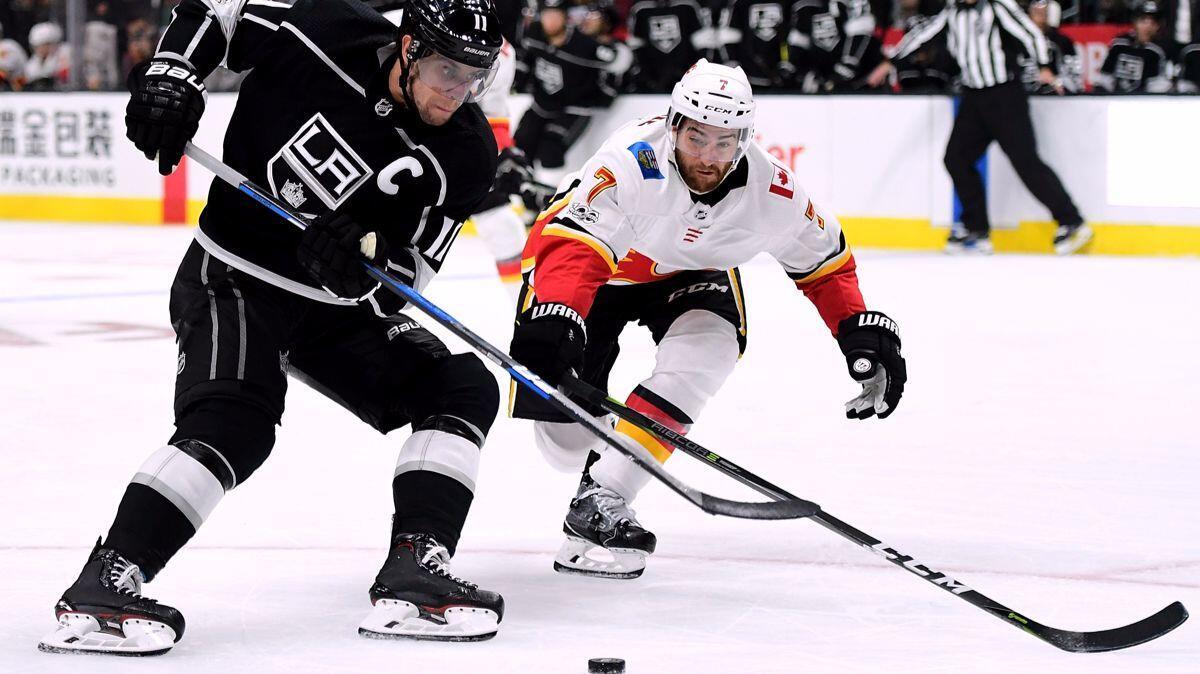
[523,115,862,331]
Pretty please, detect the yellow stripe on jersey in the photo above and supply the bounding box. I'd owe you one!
[726,269,748,337]
[542,223,620,273]
[790,247,853,286]
[615,418,674,463]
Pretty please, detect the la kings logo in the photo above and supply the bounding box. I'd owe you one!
[812,13,839,51]
[748,4,783,41]
[1114,54,1144,91]
[648,16,682,52]
[268,113,373,210]
[534,58,564,94]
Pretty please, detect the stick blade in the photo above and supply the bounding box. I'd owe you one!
[1035,601,1188,653]
[699,494,821,520]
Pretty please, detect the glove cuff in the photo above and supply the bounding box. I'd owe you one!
[837,311,900,345]
[526,302,587,340]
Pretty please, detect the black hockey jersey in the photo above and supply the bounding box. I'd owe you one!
[787,0,882,89]
[518,24,618,113]
[1019,28,1081,93]
[626,0,706,92]
[1179,43,1200,92]
[1095,33,1175,93]
[724,0,789,86]
[157,0,497,303]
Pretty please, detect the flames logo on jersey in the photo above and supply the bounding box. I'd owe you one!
[587,166,618,204]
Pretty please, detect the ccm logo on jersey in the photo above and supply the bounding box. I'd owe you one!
[769,165,794,199]
[268,113,373,209]
[668,282,728,302]
[145,61,206,91]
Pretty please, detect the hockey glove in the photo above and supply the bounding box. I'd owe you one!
[837,311,906,420]
[126,58,206,176]
[494,147,534,196]
[509,302,587,421]
[298,211,387,300]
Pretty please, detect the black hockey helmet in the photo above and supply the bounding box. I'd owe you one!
[399,0,504,70]
[1134,0,1162,19]
[538,0,568,13]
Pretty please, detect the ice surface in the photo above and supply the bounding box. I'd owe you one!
[1,222,1196,673]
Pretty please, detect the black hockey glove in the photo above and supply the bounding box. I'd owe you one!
[509,302,587,421]
[126,58,206,176]
[494,147,533,196]
[837,311,906,420]
[298,212,387,300]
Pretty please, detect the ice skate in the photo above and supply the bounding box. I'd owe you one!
[1053,222,1093,255]
[554,482,658,580]
[38,539,184,657]
[945,227,994,255]
[359,533,503,642]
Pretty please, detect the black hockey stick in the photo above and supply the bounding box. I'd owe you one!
[561,374,1188,653]
[183,142,815,522]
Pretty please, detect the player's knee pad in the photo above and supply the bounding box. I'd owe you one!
[170,396,277,487]
[412,354,499,446]
[642,310,740,421]
[534,419,606,472]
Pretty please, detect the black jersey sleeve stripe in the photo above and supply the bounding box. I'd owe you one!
[891,8,950,62]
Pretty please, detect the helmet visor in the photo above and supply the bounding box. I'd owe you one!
[412,52,498,103]
[670,119,750,164]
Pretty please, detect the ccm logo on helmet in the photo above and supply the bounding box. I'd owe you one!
[704,105,733,114]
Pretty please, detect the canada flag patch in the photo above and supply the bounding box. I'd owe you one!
[768,165,794,199]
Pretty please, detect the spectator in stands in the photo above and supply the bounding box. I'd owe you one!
[724,0,790,87]
[1021,0,1082,93]
[1094,0,1175,92]
[581,0,636,91]
[1177,40,1199,90]
[0,21,29,90]
[626,0,706,92]
[23,21,70,91]
[121,15,155,81]
[1159,0,1197,46]
[84,0,120,90]
[786,0,885,91]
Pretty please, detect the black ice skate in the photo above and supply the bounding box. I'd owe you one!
[359,533,504,642]
[554,481,658,580]
[38,539,184,656]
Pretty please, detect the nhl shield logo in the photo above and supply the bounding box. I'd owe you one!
[748,4,783,41]
[648,16,682,52]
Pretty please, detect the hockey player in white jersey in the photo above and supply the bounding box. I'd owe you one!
[508,60,907,578]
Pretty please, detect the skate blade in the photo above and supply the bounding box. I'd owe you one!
[358,599,499,642]
[38,613,176,656]
[553,536,646,580]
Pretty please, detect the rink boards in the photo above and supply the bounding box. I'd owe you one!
[0,92,1198,256]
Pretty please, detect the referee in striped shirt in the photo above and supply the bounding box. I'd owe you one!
[867,0,1092,255]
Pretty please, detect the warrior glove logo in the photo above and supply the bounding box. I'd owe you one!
[267,113,372,210]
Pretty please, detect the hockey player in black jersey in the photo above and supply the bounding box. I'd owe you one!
[40,0,508,656]
[1095,1,1176,93]
[786,0,884,91]
[724,0,791,87]
[513,0,621,188]
[1018,0,1081,94]
[626,0,707,92]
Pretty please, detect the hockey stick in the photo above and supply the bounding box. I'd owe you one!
[561,374,1189,653]
[183,142,816,522]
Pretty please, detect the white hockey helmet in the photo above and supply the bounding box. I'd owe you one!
[667,60,756,184]
[29,22,64,48]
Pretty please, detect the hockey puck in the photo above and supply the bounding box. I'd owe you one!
[588,657,625,673]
